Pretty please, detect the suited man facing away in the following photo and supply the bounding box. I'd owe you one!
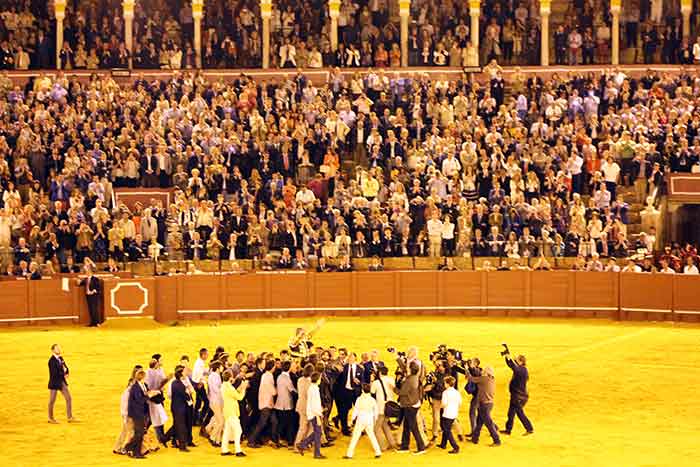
[48,344,76,423]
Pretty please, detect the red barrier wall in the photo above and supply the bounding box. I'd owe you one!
[0,272,698,325]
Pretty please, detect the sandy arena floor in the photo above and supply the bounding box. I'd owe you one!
[4,316,699,467]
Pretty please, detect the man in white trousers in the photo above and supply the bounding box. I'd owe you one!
[344,383,382,459]
[221,370,248,457]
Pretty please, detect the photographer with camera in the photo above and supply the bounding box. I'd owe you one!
[464,357,482,436]
[425,357,447,442]
[500,346,534,436]
[389,346,429,446]
[396,361,427,455]
[467,361,501,446]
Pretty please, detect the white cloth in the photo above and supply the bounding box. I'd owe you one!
[192,358,207,384]
[441,387,462,420]
[221,415,243,454]
[306,383,323,420]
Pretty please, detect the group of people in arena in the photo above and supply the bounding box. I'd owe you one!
[1,63,699,278]
[111,325,533,459]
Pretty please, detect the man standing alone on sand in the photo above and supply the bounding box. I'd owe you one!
[48,344,77,424]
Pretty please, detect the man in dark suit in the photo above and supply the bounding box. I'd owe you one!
[336,352,363,436]
[76,268,101,327]
[125,369,151,458]
[171,365,194,451]
[48,344,75,423]
[139,148,160,188]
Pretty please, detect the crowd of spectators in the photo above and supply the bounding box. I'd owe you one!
[2,0,699,71]
[1,60,700,278]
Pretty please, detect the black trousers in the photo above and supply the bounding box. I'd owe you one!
[249,407,278,444]
[336,390,355,433]
[472,403,500,444]
[400,407,426,451]
[87,295,100,326]
[440,417,458,450]
[276,409,295,445]
[125,416,145,455]
[185,406,194,443]
[194,384,209,425]
[505,397,533,433]
[172,410,188,448]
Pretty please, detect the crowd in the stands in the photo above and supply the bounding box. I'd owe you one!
[0,0,697,71]
[1,58,700,277]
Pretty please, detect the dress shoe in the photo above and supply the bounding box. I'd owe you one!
[457,434,464,442]
[187,442,196,447]
[395,448,410,453]
[132,454,147,459]
[321,442,334,448]
[343,456,352,459]
[413,449,426,455]
[499,430,511,435]
[179,447,190,452]
[438,444,447,449]
[48,419,59,424]
[523,430,534,436]
[489,442,501,447]
[221,452,234,456]
[67,417,80,423]
[247,443,262,449]
[448,449,459,454]
[295,443,305,455]
[235,452,247,457]
[314,454,327,459]
[375,454,381,458]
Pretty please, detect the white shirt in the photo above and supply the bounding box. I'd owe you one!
[207,371,223,406]
[306,383,323,420]
[351,393,378,425]
[442,221,455,240]
[441,386,462,420]
[684,264,699,275]
[192,357,207,384]
[427,219,444,237]
[601,161,621,183]
[370,375,396,414]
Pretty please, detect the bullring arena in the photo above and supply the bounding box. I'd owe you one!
[4,0,700,465]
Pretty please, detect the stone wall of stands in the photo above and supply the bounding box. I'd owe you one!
[1,270,699,326]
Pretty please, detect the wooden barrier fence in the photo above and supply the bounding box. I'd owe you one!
[1,271,699,326]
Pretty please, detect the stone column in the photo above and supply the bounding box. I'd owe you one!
[540,0,551,66]
[192,0,203,68]
[55,0,66,69]
[399,0,410,67]
[611,0,621,65]
[682,0,692,39]
[123,0,135,68]
[329,0,340,51]
[469,0,480,65]
[261,0,271,68]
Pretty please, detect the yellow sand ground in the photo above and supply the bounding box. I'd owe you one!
[3,316,699,467]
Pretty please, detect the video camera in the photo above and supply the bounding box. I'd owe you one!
[500,343,510,357]
[430,344,464,362]
[387,347,406,358]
